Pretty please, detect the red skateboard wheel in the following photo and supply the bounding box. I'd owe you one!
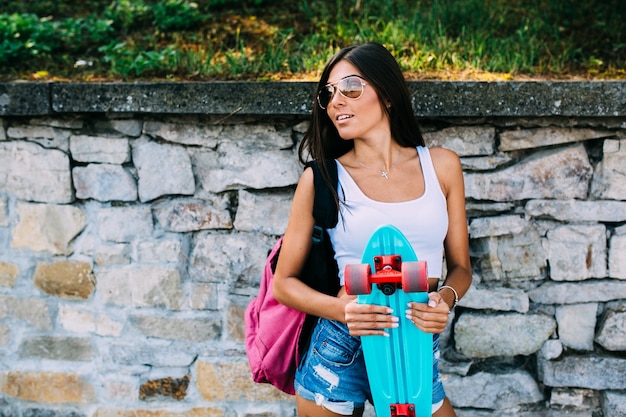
[345,263,372,295]
[401,261,428,293]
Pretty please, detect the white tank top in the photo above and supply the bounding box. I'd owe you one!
[328,146,448,285]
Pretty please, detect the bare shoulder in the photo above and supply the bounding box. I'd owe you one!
[291,165,316,211]
[428,147,463,195]
[429,146,462,172]
[299,164,315,184]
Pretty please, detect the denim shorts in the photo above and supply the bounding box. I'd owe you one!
[295,318,446,415]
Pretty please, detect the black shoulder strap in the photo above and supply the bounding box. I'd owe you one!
[298,160,340,354]
[306,159,339,230]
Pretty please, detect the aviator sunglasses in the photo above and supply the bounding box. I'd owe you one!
[317,75,368,109]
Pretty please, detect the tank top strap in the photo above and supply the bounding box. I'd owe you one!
[416,146,442,198]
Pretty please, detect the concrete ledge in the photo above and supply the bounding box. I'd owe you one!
[0,81,624,117]
[0,82,51,116]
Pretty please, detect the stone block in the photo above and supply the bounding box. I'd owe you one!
[465,144,592,201]
[144,120,221,147]
[108,341,197,368]
[547,225,607,281]
[0,371,95,403]
[609,233,626,279]
[529,280,626,305]
[18,336,94,361]
[0,141,73,203]
[227,303,245,343]
[0,295,51,330]
[12,202,86,255]
[596,309,626,351]
[471,229,546,282]
[33,261,95,300]
[136,237,183,264]
[459,285,529,313]
[196,361,289,402]
[97,206,153,243]
[96,266,183,309]
[555,303,598,351]
[540,339,564,360]
[191,144,301,193]
[220,124,293,150]
[234,190,292,235]
[500,127,613,151]
[539,355,626,390]
[549,388,600,412]
[188,283,220,311]
[603,391,626,417]
[7,124,71,151]
[468,214,527,238]
[130,313,221,342]
[526,199,626,223]
[424,125,496,156]
[591,139,626,200]
[445,370,544,409]
[0,262,18,287]
[58,305,124,337]
[95,243,132,267]
[153,197,233,233]
[188,232,275,294]
[73,164,138,202]
[70,135,130,164]
[133,138,195,202]
[455,312,556,358]
[139,375,190,401]
[95,119,143,137]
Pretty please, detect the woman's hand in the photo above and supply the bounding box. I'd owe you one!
[405,291,450,334]
[344,298,399,337]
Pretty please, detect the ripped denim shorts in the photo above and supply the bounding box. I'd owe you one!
[295,318,445,415]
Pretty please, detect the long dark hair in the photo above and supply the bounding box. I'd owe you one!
[299,42,425,203]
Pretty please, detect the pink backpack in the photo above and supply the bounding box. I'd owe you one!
[244,160,339,394]
[244,237,305,394]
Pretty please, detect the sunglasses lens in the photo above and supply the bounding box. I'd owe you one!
[317,85,333,109]
[317,76,365,109]
[339,76,364,98]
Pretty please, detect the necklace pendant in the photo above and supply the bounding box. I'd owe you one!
[381,171,389,179]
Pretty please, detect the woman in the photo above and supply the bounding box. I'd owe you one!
[273,42,471,417]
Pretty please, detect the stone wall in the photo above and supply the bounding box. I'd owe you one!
[0,81,625,417]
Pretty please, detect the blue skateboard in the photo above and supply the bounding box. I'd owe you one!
[345,225,432,417]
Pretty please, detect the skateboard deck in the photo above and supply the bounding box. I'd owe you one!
[345,225,432,417]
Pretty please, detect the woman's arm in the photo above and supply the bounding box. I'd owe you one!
[408,147,472,333]
[272,166,349,323]
[436,147,472,307]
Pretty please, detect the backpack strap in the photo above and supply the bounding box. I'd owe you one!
[298,159,340,360]
[306,159,339,231]
[300,159,340,298]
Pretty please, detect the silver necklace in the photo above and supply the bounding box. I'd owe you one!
[356,160,394,179]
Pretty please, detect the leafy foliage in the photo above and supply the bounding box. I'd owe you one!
[0,0,624,80]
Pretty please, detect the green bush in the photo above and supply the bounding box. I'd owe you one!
[0,0,623,80]
[0,13,59,65]
[103,0,152,31]
[152,0,206,31]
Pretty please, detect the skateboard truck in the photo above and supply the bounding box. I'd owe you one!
[344,254,428,296]
[390,403,416,417]
[374,255,403,295]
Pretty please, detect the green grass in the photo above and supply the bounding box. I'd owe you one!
[1,0,625,81]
